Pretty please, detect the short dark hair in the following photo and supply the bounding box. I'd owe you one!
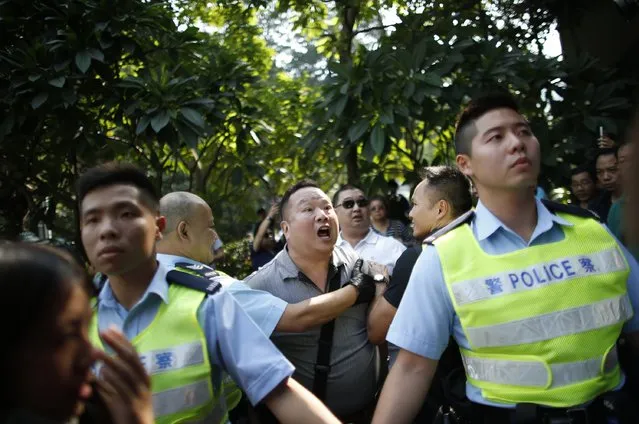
[76,162,160,212]
[280,179,320,221]
[570,164,595,180]
[0,243,90,400]
[419,166,472,218]
[332,183,364,206]
[595,147,618,163]
[454,92,521,156]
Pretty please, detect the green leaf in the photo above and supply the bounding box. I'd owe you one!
[412,89,426,105]
[176,122,199,148]
[380,106,394,125]
[28,74,41,82]
[48,77,66,88]
[396,105,410,117]
[348,119,369,142]
[334,95,348,116]
[402,81,415,99]
[583,116,599,132]
[31,92,48,109]
[75,50,91,73]
[180,107,205,128]
[328,62,349,78]
[449,53,464,65]
[231,167,244,186]
[54,60,70,72]
[61,90,77,106]
[363,137,376,162]
[0,113,14,138]
[136,115,151,135]
[124,101,140,115]
[423,72,441,87]
[183,98,215,107]
[151,110,170,133]
[414,40,427,68]
[370,124,385,155]
[339,82,349,95]
[598,97,629,111]
[95,22,109,32]
[88,48,104,62]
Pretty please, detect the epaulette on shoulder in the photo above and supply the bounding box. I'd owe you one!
[175,262,220,279]
[167,262,222,295]
[424,209,475,245]
[541,199,602,222]
[93,272,108,293]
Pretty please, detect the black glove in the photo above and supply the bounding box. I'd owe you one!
[347,259,377,305]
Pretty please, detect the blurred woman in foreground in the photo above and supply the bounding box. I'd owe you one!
[0,243,152,424]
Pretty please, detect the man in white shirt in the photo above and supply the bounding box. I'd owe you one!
[334,185,406,275]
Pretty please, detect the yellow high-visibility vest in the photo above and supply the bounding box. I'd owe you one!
[435,212,631,407]
[89,283,225,423]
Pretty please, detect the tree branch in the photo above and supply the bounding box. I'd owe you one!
[354,23,397,35]
[390,137,413,159]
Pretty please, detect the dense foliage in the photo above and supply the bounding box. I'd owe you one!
[1,0,636,269]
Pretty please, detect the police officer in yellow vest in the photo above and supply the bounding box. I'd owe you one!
[373,93,639,424]
[77,163,340,424]
[154,191,378,421]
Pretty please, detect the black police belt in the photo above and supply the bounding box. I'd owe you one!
[470,395,623,424]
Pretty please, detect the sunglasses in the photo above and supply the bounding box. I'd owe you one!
[336,198,369,209]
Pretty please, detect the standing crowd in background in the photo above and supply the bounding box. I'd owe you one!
[3,91,639,424]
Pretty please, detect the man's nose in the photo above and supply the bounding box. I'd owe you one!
[316,208,329,221]
[98,218,118,240]
[506,132,525,152]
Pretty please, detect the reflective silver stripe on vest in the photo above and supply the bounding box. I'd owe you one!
[141,341,205,375]
[462,346,619,388]
[452,248,627,305]
[466,294,632,348]
[153,379,213,418]
[181,400,227,424]
[92,341,205,384]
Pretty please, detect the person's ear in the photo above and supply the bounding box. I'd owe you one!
[437,200,449,219]
[281,221,289,238]
[155,216,166,241]
[456,154,473,179]
[177,221,189,241]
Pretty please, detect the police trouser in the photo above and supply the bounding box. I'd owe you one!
[435,391,638,424]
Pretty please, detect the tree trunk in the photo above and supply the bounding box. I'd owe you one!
[339,1,360,183]
[346,144,360,184]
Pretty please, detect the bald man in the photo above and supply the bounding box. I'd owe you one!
[156,192,378,417]
[157,192,378,336]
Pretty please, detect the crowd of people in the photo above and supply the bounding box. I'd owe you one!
[2,91,639,424]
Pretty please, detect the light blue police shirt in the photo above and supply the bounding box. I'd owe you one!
[387,199,639,407]
[157,253,287,336]
[95,260,294,406]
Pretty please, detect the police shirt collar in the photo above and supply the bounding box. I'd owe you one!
[98,260,170,307]
[156,253,198,268]
[474,198,573,242]
[279,245,346,280]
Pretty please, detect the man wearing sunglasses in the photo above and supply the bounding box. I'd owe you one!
[334,185,406,275]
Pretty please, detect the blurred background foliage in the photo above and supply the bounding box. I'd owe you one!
[1,0,637,268]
